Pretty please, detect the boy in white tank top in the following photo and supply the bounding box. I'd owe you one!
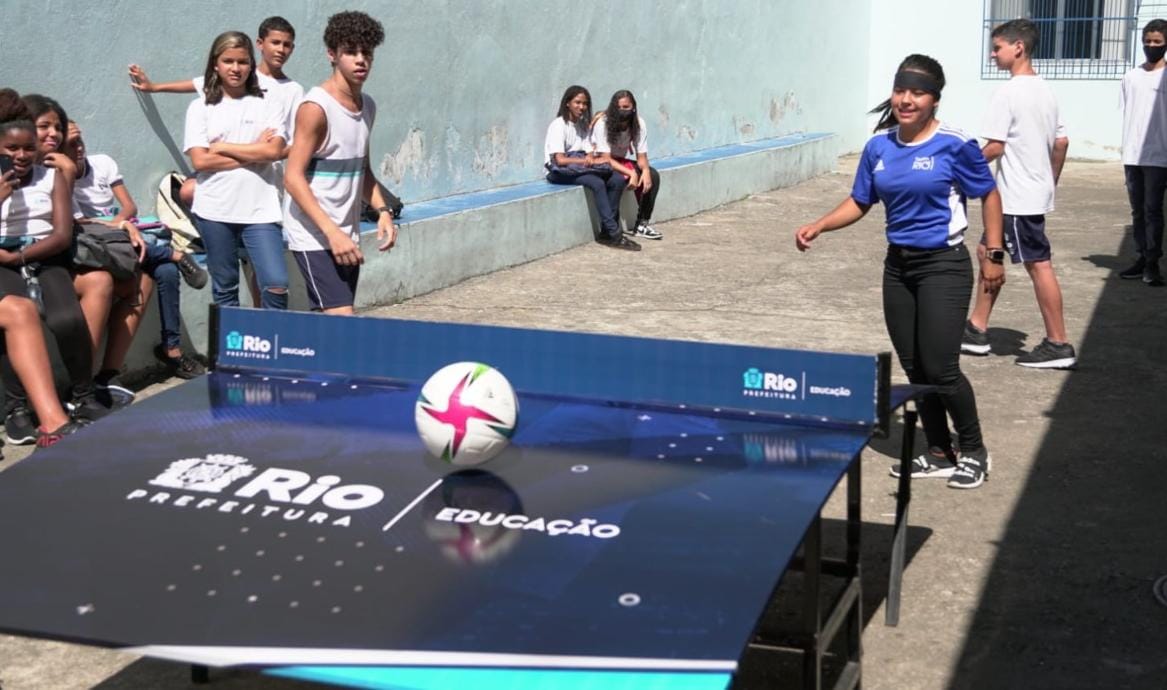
[283,10,396,315]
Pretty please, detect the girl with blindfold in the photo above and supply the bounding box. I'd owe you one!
[794,54,1004,490]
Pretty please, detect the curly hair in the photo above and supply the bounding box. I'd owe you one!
[604,90,640,154]
[0,88,35,137]
[324,11,385,53]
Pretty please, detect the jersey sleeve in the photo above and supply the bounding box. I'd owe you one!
[952,138,997,199]
[980,87,1011,143]
[849,138,879,206]
[182,99,209,153]
[263,96,288,142]
[635,116,648,156]
[100,155,124,187]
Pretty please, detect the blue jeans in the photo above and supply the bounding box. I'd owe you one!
[140,244,181,350]
[194,216,288,310]
[546,170,627,238]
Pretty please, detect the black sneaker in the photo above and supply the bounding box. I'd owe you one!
[175,253,208,289]
[4,405,37,445]
[71,392,112,423]
[948,447,991,489]
[36,420,85,449]
[961,321,991,356]
[95,369,136,409]
[1118,257,1146,279]
[1015,338,1077,369]
[154,344,207,380]
[889,446,957,479]
[1143,261,1164,287]
[598,235,642,252]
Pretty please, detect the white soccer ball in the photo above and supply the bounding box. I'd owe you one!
[414,362,519,466]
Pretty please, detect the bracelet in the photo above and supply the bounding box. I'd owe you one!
[377,206,392,216]
[19,245,25,266]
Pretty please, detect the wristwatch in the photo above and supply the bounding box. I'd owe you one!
[986,247,1006,264]
[376,206,393,216]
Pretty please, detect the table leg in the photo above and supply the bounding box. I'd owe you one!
[885,407,917,627]
[802,515,822,690]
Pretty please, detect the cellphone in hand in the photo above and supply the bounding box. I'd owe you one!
[0,154,14,176]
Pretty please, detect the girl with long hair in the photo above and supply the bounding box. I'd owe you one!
[794,55,1004,489]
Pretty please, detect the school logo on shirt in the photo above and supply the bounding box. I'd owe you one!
[912,156,934,171]
[873,159,885,172]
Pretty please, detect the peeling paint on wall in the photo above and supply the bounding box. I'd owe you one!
[677,125,697,141]
[444,125,464,187]
[471,125,509,179]
[658,105,670,129]
[380,128,428,186]
[770,91,802,124]
[735,116,756,136]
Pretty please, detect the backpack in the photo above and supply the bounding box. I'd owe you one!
[155,171,205,254]
[73,223,139,281]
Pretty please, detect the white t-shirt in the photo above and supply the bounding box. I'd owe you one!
[283,88,376,252]
[0,166,55,241]
[72,154,124,219]
[257,72,304,141]
[543,117,591,167]
[981,75,1066,215]
[1120,66,1167,167]
[591,114,648,159]
[183,93,286,224]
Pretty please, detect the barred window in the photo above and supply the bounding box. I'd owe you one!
[982,0,1140,79]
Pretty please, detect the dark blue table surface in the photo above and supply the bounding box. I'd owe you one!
[0,371,871,679]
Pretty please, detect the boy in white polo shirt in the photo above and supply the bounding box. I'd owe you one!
[962,19,1076,369]
[283,11,396,315]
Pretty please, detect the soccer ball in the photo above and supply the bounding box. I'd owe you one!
[414,362,519,466]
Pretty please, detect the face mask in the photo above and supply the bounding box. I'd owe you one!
[612,109,635,124]
[1144,44,1167,63]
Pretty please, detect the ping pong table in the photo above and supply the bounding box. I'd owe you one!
[0,306,923,690]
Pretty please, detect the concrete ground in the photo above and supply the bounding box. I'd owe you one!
[1,157,1164,689]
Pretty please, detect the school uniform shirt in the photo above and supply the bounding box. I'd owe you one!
[194,75,302,140]
[981,75,1066,215]
[282,87,375,252]
[257,72,304,142]
[72,154,123,218]
[1120,66,1167,167]
[591,114,648,159]
[0,165,55,241]
[851,125,997,249]
[183,93,286,224]
[543,117,591,167]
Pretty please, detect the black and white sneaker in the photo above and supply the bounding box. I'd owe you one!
[1118,258,1146,279]
[4,405,37,445]
[961,321,990,356]
[598,235,642,252]
[631,221,662,240]
[1015,338,1077,369]
[948,447,991,489]
[889,446,957,479]
[95,369,136,409]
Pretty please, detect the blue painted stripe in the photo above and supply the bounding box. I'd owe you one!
[269,666,733,690]
[307,157,364,179]
[357,132,832,231]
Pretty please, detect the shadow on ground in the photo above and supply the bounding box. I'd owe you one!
[949,231,1167,689]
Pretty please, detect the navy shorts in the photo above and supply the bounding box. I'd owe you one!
[983,214,1051,264]
[293,250,360,310]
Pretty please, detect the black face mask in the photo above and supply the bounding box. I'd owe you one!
[612,109,635,124]
[1145,44,1167,63]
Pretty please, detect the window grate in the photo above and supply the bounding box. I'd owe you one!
[982,0,1141,79]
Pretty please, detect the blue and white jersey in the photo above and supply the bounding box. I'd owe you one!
[851,125,996,249]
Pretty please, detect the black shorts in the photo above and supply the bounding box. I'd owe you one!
[982,214,1051,264]
[293,250,360,310]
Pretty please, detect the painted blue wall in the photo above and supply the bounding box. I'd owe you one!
[1,0,871,209]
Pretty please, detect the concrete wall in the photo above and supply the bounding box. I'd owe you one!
[1,0,871,208]
[866,0,1160,160]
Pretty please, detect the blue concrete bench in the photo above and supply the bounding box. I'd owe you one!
[128,132,837,372]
